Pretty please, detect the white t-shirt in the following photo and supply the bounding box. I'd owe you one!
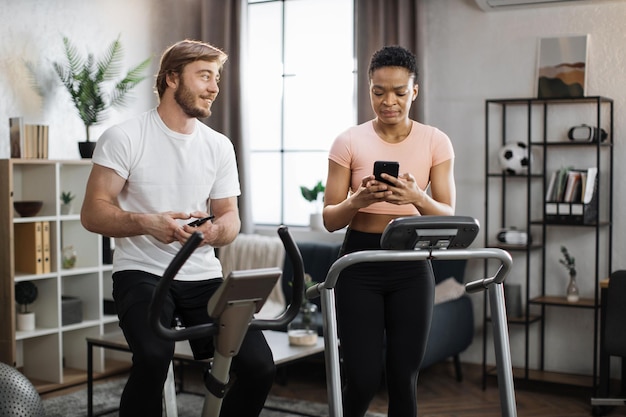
[92,108,241,281]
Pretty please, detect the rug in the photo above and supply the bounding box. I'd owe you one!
[42,378,386,417]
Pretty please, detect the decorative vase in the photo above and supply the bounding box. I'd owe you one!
[287,302,318,346]
[62,246,77,269]
[79,141,96,159]
[566,271,580,302]
[16,312,35,331]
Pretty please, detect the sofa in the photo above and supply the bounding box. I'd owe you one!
[281,240,474,381]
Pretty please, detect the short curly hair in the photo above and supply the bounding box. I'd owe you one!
[368,45,418,81]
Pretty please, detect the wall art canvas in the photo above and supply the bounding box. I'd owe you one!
[537,35,588,99]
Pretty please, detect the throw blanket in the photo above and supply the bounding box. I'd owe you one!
[218,234,286,319]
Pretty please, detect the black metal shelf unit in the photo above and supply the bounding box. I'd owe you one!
[482,96,613,392]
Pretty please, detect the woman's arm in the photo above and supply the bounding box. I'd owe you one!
[419,158,456,215]
[322,160,391,232]
[381,158,456,216]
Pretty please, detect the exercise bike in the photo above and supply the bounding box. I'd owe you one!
[148,225,305,417]
[305,215,518,417]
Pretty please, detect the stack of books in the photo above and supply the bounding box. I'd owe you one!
[545,167,598,225]
[9,117,49,159]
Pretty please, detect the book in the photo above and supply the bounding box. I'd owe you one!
[583,167,598,204]
[9,117,24,158]
[545,171,557,201]
[14,222,44,274]
[553,167,570,202]
[24,124,35,158]
[42,125,49,159]
[17,123,49,159]
[563,170,582,203]
[41,221,51,273]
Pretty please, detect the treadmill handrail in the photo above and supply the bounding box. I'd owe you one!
[306,247,512,300]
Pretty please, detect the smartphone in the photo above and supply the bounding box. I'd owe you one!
[373,161,399,185]
[187,215,215,227]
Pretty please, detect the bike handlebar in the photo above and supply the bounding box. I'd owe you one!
[148,226,305,341]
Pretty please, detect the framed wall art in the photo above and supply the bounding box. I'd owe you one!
[536,35,588,99]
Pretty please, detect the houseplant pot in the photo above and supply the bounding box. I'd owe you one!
[79,141,97,159]
[16,312,35,332]
[309,213,324,231]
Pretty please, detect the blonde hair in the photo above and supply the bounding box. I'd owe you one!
[155,39,228,98]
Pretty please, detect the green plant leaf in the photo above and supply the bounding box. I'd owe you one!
[300,181,325,202]
[49,34,151,142]
[60,191,75,204]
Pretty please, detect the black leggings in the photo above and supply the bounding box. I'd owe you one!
[336,229,434,417]
[112,270,276,417]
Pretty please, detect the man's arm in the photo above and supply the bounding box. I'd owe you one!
[81,164,189,243]
[180,196,240,248]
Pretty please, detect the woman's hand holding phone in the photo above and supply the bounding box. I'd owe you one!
[373,161,399,186]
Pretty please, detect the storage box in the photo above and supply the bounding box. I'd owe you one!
[545,201,598,225]
[62,296,83,325]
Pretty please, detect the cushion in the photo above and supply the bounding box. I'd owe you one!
[434,277,466,305]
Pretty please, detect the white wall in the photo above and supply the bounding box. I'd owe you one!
[0,0,201,159]
[421,0,626,376]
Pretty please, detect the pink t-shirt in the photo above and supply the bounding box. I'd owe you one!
[329,120,454,216]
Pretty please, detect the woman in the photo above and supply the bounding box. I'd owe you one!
[323,45,456,417]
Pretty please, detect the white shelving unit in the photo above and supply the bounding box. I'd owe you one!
[1,159,127,392]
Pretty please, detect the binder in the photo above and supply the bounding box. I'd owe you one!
[41,221,51,273]
[14,222,44,274]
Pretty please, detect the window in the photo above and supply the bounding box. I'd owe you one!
[247,0,355,226]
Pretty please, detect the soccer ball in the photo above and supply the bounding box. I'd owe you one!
[498,142,531,175]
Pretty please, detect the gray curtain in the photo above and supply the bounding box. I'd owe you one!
[200,0,253,233]
[355,0,423,124]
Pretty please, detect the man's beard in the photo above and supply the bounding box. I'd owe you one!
[175,80,212,119]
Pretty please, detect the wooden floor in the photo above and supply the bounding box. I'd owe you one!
[270,357,626,417]
[42,357,626,417]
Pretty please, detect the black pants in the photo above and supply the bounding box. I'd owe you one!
[336,229,434,417]
[112,270,276,417]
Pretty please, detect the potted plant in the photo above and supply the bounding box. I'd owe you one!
[52,35,151,158]
[300,181,325,230]
[559,246,579,302]
[15,281,38,331]
[60,191,75,215]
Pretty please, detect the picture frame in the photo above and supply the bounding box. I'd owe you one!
[536,35,588,99]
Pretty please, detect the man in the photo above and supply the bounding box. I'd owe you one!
[81,39,275,417]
